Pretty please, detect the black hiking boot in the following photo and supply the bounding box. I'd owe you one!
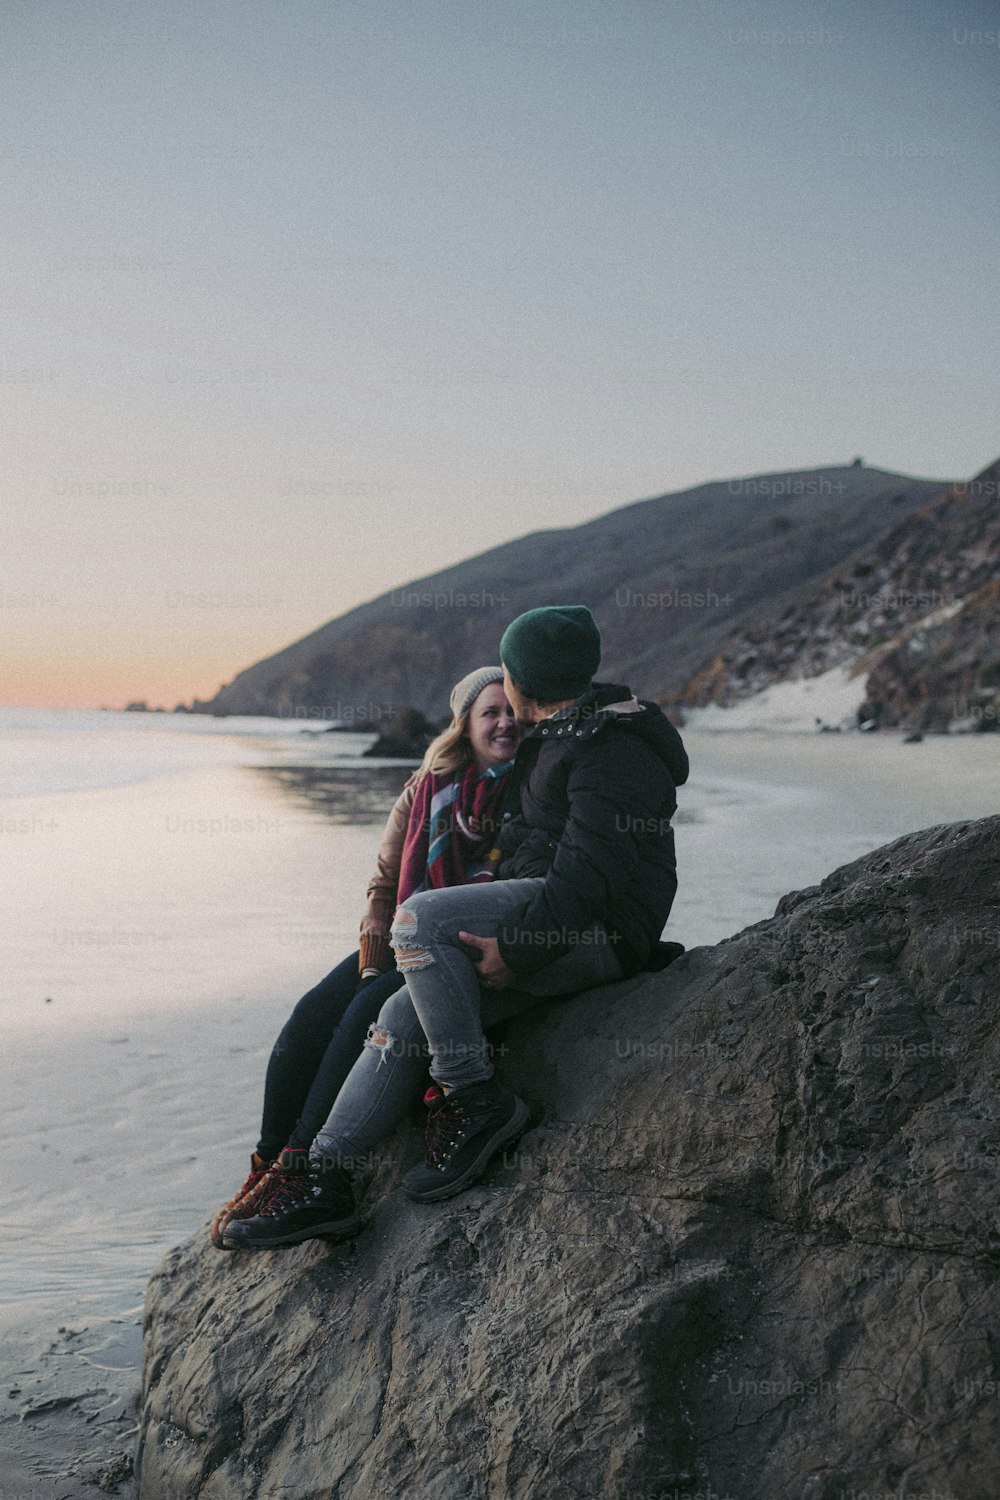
[402,1076,529,1203]
[221,1157,360,1250]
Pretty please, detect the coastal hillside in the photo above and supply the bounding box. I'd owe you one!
[676,456,1000,732]
[139,816,1000,1498]
[186,466,948,719]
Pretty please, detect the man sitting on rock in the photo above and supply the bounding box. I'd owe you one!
[224,604,688,1248]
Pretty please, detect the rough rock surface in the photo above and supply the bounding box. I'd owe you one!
[861,575,1000,732]
[139,817,1000,1499]
[676,456,1000,732]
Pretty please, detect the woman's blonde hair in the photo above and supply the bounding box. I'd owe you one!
[416,675,514,780]
[415,708,476,781]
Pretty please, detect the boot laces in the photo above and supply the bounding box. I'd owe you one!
[259,1168,315,1219]
[224,1160,271,1209]
[425,1092,492,1167]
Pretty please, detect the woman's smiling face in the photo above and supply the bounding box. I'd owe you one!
[466,682,520,771]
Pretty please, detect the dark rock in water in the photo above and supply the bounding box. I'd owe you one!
[138,817,1000,1500]
[362,706,438,760]
[320,717,380,734]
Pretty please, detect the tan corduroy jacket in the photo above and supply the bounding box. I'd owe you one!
[357,776,419,974]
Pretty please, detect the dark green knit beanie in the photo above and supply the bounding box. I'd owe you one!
[499,605,602,702]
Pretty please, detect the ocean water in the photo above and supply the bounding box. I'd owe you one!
[0,711,418,1491]
[0,709,996,1490]
[0,711,414,1036]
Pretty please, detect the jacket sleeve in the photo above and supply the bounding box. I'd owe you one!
[497,732,673,977]
[358,777,418,972]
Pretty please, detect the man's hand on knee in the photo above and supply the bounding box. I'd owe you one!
[459,932,516,990]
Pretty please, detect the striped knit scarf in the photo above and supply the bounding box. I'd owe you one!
[397,761,512,905]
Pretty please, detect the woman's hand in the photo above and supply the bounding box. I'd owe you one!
[458,931,516,990]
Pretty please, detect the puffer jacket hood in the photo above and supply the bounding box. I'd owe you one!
[533,681,689,787]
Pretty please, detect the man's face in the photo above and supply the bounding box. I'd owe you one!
[501,665,533,724]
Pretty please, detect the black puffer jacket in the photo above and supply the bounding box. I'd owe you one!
[495,682,689,978]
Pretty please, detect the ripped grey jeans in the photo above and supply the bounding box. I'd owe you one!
[309,879,623,1170]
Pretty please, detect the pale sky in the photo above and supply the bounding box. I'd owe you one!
[2,0,996,707]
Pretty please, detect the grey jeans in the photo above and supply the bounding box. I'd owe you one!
[310,879,623,1169]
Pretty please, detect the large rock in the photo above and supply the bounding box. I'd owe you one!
[138,817,1000,1499]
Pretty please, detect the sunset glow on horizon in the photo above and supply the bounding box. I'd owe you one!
[3,0,996,709]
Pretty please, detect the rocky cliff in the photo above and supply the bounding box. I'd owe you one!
[139,816,1000,1499]
[677,457,1000,731]
[859,571,1000,732]
[185,466,947,719]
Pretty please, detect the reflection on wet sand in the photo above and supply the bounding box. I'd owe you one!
[246,763,413,825]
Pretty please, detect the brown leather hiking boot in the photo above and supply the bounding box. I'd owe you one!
[210,1149,301,1249]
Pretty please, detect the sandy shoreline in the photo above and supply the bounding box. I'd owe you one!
[3,728,997,1495]
[0,1010,278,1499]
[0,1305,140,1499]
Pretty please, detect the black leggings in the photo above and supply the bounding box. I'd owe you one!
[257,949,405,1158]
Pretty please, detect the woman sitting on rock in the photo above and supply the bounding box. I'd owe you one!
[222,605,688,1253]
[210,666,520,1248]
